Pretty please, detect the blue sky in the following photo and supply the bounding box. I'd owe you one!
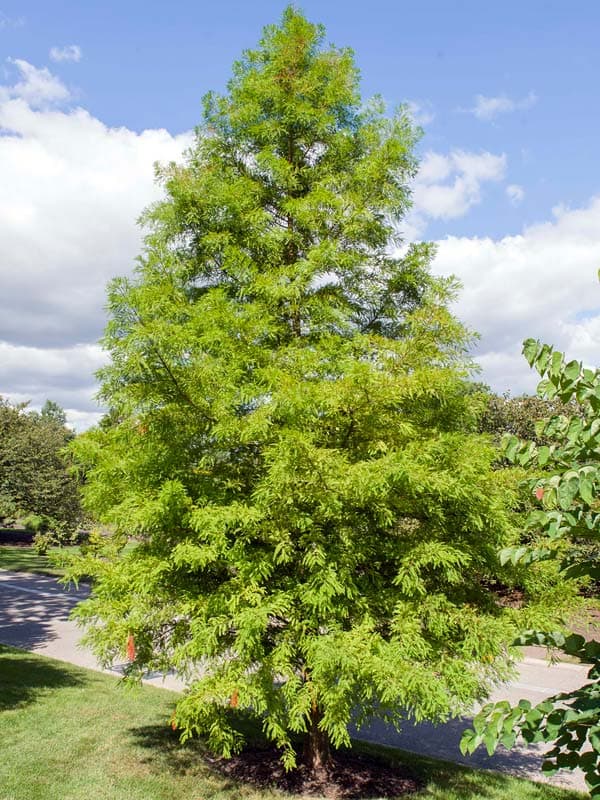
[4,0,599,239]
[1,1,600,426]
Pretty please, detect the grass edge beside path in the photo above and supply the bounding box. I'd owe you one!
[0,543,76,577]
[0,645,587,800]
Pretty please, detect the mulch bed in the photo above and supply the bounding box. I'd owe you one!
[212,746,421,798]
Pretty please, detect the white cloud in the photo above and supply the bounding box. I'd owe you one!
[506,183,525,206]
[0,342,108,428]
[0,341,107,385]
[411,150,506,224]
[432,197,600,393]
[405,100,435,127]
[49,44,82,63]
[0,61,193,429]
[465,91,537,121]
[1,58,70,107]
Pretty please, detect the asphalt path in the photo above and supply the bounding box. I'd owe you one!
[0,569,184,690]
[0,569,589,792]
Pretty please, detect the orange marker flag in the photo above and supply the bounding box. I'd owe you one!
[126,633,136,662]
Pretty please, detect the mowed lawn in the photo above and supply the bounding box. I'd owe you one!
[0,645,586,800]
[0,544,76,577]
[0,538,138,578]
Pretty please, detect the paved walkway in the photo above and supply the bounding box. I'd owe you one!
[356,657,589,791]
[0,568,589,793]
[0,569,184,690]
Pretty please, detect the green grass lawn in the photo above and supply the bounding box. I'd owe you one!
[0,537,139,578]
[0,645,586,800]
[0,544,77,577]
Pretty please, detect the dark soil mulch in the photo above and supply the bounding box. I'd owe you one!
[212,746,421,798]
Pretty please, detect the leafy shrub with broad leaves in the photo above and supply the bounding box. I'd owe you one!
[461,337,600,795]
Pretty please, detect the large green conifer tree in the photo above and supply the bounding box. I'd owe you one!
[70,8,549,771]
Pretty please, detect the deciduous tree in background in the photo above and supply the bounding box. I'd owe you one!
[40,399,68,428]
[69,8,564,772]
[0,397,81,533]
[478,390,580,445]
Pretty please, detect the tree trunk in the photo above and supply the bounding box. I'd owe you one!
[303,705,331,772]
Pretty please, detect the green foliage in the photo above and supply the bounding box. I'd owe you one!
[22,512,52,534]
[41,399,68,428]
[478,391,581,445]
[0,492,18,526]
[79,528,107,555]
[32,531,54,556]
[68,8,540,771]
[474,387,584,607]
[0,397,82,537]
[462,338,600,794]
[22,512,64,555]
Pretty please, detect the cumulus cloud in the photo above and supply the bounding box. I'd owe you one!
[405,150,506,237]
[432,197,600,393]
[506,183,525,205]
[0,60,192,428]
[1,58,71,107]
[465,91,537,121]
[49,44,82,63]
[0,342,108,428]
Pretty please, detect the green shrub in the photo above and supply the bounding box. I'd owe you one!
[21,513,51,534]
[0,494,18,527]
[32,532,54,556]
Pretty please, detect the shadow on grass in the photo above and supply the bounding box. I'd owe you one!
[355,740,586,800]
[0,544,70,577]
[128,724,244,796]
[128,724,210,776]
[0,645,85,711]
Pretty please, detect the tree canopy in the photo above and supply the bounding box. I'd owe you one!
[478,390,581,445]
[68,8,563,771]
[0,397,81,531]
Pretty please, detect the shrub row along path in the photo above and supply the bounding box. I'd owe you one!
[0,568,588,793]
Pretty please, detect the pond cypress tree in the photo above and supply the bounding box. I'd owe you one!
[71,8,542,771]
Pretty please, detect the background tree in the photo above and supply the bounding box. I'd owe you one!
[40,399,68,428]
[0,397,81,535]
[68,8,561,772]
[478,390,581,445]
[462,339,600,795]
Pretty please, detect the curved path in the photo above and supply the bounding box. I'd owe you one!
[0,569,589,793]
[0,569,185,690]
